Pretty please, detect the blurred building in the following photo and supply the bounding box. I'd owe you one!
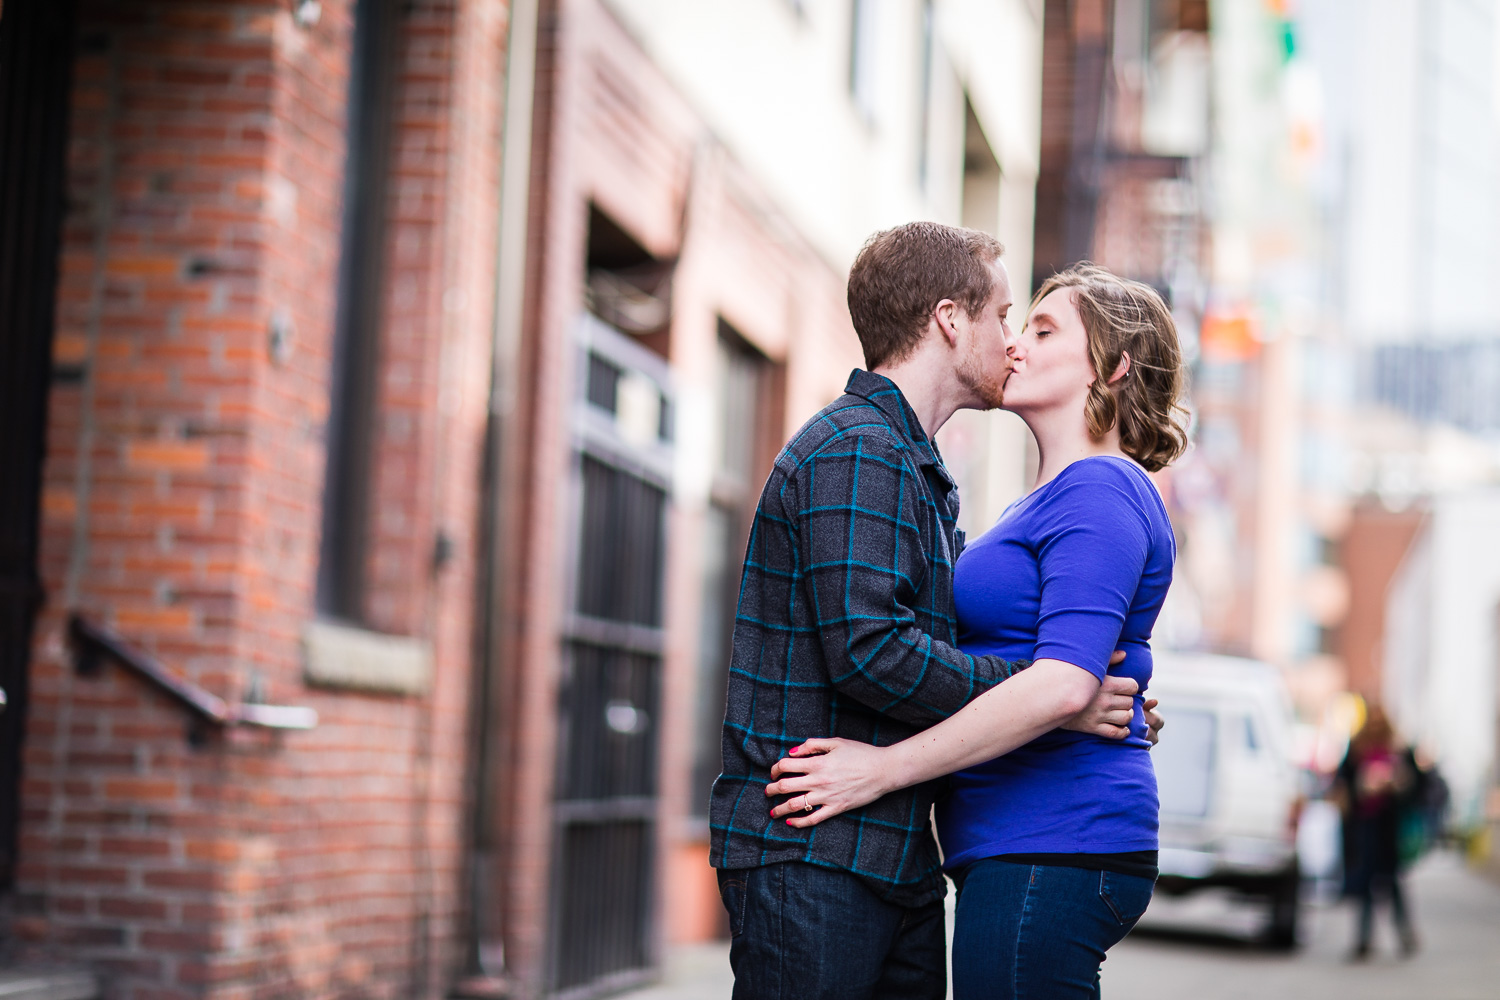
[1162,0,1500,859]
[1024,0,1216,649]
[0,0,1048,997]
[497,0,1048,993]
[1287,0,1500,830]
[1030,0,1500,856]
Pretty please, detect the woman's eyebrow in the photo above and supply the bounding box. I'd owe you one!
[1028,310,1060,328]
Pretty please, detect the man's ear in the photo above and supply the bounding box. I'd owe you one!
[933,298,962,349]
[1107,351,1131,385]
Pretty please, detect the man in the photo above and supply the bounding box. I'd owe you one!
[708,222,1158,999]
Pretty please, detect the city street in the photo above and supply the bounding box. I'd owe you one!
[628,852,1500,1000]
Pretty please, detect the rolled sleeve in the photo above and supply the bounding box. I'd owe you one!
[1032,481,1152,679]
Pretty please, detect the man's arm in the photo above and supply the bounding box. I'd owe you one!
[789,431,1028,727]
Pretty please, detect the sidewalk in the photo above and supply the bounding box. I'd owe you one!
[620,852,1500,1000]
[618,942,732,1000]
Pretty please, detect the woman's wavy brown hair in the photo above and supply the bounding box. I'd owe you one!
[1028,263,1189,472]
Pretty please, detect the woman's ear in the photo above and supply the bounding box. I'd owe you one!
[1107,351,1131,385]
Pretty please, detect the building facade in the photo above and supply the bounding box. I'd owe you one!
[0,0,1049,997]
[1,0,508,995]
[494,0,1048,993]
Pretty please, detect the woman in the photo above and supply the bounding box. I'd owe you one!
[1333,705,1424,959]
[764,263,1187,999]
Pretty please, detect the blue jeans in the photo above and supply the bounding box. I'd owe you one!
[717,862,947,1000]
[951,860,1155,1000]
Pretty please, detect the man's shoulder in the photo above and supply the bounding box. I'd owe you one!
[776,393,911,473]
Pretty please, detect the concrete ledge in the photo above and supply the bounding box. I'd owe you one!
[302,620,432,696]
[0,971,98,1000]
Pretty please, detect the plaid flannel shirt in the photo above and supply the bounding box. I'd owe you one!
[708,369,1029,907]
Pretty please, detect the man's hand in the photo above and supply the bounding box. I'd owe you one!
[1142,697,1164,746]
[1062,673,1137,739]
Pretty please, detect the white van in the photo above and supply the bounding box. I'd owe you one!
[1147,653,1304,947]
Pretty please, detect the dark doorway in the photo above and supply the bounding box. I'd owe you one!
[0,0,77,888]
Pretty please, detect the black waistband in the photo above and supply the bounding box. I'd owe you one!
[987,850,1159,880]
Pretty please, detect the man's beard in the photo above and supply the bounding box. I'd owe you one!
[957,341,1007,409]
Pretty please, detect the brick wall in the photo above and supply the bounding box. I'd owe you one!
[13,1,507,997]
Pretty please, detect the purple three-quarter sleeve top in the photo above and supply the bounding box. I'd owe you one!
[936,456,1175,868]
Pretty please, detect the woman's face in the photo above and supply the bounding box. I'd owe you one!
[1003,288,1096,415]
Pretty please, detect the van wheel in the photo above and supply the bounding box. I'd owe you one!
[1266,867,1300,950]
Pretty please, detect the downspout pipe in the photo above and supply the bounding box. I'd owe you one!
[461,0,540,989]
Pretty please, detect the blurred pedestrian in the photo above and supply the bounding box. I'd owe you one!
[1333,706,1423,960]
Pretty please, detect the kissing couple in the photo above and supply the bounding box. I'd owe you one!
[708,221,1188,999]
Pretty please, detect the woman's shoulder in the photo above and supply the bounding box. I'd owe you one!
[1043,457,1171,536]
[1052,455,1158,500]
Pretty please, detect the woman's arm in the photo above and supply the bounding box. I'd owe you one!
[765,658,1108,827]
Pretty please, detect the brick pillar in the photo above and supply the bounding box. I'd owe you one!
[13,1,507,997]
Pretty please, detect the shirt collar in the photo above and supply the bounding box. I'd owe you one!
[843,369,953,482]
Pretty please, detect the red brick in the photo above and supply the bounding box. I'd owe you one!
[103,777,180,803]
[100,895,170,920]
[57,865,131,887]
[124,440,210,470]
[141,869,218,893]
[101,834,173,858]
[140,928,215,952]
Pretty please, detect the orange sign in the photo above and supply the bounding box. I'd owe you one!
[1199,311,1260,363]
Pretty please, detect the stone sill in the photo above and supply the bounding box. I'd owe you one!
[302,619,432,696]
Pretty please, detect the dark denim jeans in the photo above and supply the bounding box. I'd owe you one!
[717,862,947,1000]
[951,860,1155,1000]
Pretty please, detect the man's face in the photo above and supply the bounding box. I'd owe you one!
[955,258,1015,410]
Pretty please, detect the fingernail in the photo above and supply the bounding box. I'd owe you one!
[789,746,801,755]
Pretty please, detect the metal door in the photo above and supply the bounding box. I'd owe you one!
[0,0,76,890]
[549,314,673,996]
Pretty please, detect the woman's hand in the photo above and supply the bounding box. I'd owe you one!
[1060,673,1137,739]
[764,739,899,829]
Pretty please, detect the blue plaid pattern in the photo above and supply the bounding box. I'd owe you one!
[709,370,1028,907]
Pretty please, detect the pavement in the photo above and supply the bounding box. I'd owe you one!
[620,850,1500,1000]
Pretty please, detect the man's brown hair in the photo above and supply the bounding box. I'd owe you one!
[1029,263,1189,472]
[846,222,1005,369]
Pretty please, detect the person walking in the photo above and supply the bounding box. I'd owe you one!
[708,226,1161,1000]
[768,263,1189,999]
[1335,705,1423,960]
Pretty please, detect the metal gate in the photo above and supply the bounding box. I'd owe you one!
[549,314,673,995]
[0,0,76,890]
